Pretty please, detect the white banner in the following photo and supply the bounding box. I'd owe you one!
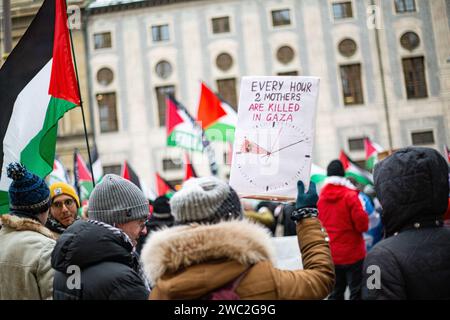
[229,76,319,200]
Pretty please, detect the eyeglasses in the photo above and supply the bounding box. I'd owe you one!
[52,198,75,209]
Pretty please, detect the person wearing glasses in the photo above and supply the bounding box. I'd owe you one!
[46,182,80,238]
[51,174,150,300]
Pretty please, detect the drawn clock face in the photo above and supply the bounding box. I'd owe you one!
[234,121,313,194]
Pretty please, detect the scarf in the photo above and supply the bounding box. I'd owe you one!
[45,214,80,234]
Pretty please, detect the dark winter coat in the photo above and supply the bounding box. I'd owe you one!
[51,220,150,300]
[362,147,450,300]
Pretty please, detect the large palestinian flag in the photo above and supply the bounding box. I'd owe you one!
[0,0,80,213]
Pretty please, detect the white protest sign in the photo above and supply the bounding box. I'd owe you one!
[229,76,319,200]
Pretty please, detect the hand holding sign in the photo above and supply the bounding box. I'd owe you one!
[229,76,320,200]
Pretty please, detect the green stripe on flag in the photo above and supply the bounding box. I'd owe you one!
[205,122,235,142]
[345,172,372,186]
[0,97,77,214]
[167,129,203,152]
[21,97,77,175]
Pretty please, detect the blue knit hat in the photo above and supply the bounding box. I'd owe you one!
[7,162,50,214]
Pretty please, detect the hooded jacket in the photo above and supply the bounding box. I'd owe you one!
[0,214,56,300]
[317,177,369,265]
[51,220,149,300]
[142,218,335,300]
[362,147,450,299]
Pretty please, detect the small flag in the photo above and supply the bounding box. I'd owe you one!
[73,149,93,205]
[340,150,373,186]
[121,161,142,190]
[364,138,384,171]
[156,173,176,197]
[183,153,198,182]
[90,144,103,183]
[48,157,70,185]
[197,82,237,143]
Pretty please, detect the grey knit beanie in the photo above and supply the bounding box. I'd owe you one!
[88,174,149,225]
[170,176,242,224]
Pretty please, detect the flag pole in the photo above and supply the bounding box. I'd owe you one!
[65,0,95,186]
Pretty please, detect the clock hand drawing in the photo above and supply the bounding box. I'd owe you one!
[236,138,270,155]
[262,139,305,158]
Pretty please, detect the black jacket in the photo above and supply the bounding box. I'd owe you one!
[51,220,150,300]
[362,147,450,300]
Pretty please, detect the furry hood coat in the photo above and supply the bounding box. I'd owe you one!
[141,218,335,300]
[0,214,56,300]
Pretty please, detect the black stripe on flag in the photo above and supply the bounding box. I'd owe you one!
[0,0,55,179]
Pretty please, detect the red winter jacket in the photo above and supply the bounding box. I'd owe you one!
[317,177,369,265]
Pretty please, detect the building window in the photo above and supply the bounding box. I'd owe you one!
[152,24,169,42]
[96,92,118,133]
[348,137,365,151]
[402,57,428,99]
[277,71,299,76]
[338,38,357,57]
[332,2,353,19]
[94,32,112,49]
[97,67,114,86]
[155,60,173,79]
[276,46,295,64]
[395,0,416,13]
[400,32,420,51]
[103,165,121,176]
[340,64,364,105]
[216,53,233,71]
[212,17,230,34]
[271,9,291,27]
[217,78,237,111]
[411,131,434,145]
[155,85,175,126]
[162,158,182,171]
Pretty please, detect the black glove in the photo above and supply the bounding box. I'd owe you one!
[291,181,319,222]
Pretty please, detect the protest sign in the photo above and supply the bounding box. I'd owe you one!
[229,76,319,200]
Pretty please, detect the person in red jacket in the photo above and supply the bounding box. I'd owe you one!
[317,160,369,300]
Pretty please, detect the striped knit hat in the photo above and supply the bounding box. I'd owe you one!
[88,174,149,225]
[170,176,242,224]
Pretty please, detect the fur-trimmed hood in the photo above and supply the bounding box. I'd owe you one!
[0,214,56,240]
[141,219,275,286]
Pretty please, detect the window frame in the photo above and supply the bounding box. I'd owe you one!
[211,16,231,34]
[331,1,354,21]
[394,0,417,14]
[93,31,112,50]
[216,78,238,111]
[155,85,176,127]
[271,8,292,27]
[151,24,170,43]
[339,63,365,106]
[96,92,119,133]
[410,130,435,146]
[401,56,428,100]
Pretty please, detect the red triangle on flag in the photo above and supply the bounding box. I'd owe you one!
[183,153,197,182]
[166,97,184,137]
[364,138,377,160]
[156,173,174,196]
[339,150,350,170]
[121,161,142,189]
[196,82,227,129]
[76,153,92,182]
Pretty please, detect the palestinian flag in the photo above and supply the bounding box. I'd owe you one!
[166,96,203,152]
[0,0,80,213]
[121,161,142,190]
[74,150,93,205]
[156,173,176,197]
[90,144,103,183]
[364,138,384,171]
[339,150,373,186]
[48,157,70,185]
[310,163,327,184]
[183,152,198,182]
[197,82,237,143]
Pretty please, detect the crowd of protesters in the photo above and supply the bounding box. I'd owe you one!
[0,146,449,300]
